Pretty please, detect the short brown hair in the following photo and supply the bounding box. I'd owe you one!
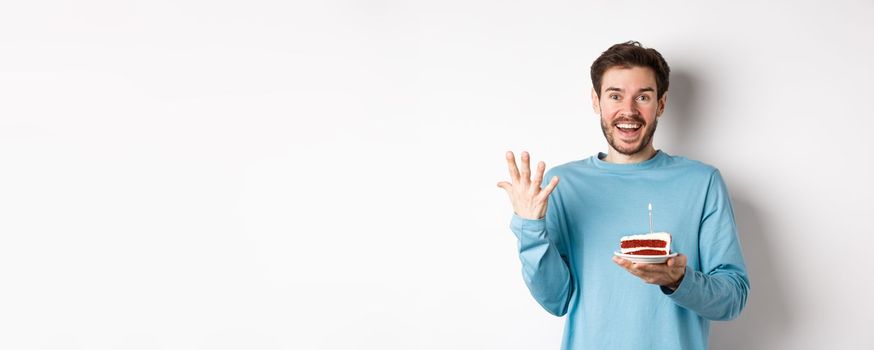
[590,41,670,99]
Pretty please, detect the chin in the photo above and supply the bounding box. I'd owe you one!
[613,140,647,155]
[613,140,642,153]
[617,147,643,156]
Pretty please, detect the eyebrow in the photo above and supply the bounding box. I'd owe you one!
[604,87,655,93]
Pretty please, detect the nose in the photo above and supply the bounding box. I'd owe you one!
[618,98,639,117]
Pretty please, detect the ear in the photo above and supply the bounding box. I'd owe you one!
[591,88,601,114]
[657,92,668,117]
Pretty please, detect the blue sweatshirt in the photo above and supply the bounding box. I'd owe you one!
[510,150,749,349]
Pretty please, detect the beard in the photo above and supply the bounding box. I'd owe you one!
[600,115,658,156]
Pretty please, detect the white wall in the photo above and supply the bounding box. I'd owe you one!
[1,0,872,349]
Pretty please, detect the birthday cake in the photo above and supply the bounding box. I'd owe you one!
[619,232,671,256]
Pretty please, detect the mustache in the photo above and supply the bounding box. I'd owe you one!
[612,116,646,126]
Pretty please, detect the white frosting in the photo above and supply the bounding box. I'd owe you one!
[621,247,670,254]
[619,232,671,254]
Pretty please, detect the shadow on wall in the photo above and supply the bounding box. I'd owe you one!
[710,197,792,349]
[659,69,703,160]
[664,70,792,349]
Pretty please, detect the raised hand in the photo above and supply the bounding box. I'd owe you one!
[497,151,559,220]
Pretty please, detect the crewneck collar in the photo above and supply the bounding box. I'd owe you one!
[592,149,669,170]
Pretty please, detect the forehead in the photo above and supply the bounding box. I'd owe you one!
[600,66,657,92]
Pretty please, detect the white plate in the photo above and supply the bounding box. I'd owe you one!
[614,251,678,264]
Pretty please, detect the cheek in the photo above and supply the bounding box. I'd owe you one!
[599,105,619,116]
[641,105,660,119]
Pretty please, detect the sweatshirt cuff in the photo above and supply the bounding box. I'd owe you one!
[510,214,546,240]
[662,265,697,301]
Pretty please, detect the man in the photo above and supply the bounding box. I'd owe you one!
[497,41,749,349]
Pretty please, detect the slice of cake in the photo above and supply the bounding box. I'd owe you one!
[619,232,671,256]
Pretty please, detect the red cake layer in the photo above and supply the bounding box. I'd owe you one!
[626,249,667,256]
[620,239,668,249]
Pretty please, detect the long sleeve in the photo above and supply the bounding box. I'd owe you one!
[663,170,750,321]
[509,177,574,317]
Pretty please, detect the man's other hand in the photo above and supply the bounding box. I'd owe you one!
[497,151,559,220]
[612,254,687,291]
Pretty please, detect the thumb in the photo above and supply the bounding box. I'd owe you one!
[497,181,512,191]
[668,254,686,267]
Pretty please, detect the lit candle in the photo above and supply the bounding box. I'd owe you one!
[648,203,653,234]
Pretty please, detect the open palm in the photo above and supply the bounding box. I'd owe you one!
[497,151,559,220]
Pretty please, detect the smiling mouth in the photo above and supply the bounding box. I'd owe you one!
[613,120,643,139]
[615,123,642,131]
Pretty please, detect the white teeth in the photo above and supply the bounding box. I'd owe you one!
[617,123,641,129]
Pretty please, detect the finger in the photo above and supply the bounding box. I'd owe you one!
[520,151,531,183]
[531,161,546,188]
[537,176,560,200]
[627,264,661,283]
[612,256,634,270]
[497,181,512,191]
[614,258,647,279]
[505,151,521,182]
[633,263,665,273]
[665,254,681,267]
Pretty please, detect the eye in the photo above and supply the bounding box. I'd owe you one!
[636,95,649,102]
[609,94,620,100]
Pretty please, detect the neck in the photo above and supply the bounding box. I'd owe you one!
[603,145,657,164]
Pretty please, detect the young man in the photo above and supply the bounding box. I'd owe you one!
[497,41,749,349]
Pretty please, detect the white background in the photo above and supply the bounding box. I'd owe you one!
[1,1,873,349]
